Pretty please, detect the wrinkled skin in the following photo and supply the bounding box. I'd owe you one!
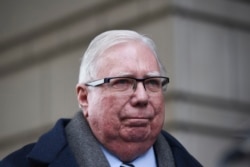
[76,41,165,162]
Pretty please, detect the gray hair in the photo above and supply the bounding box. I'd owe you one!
[78,30,166,84]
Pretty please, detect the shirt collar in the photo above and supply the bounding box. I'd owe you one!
[101,146,157,167]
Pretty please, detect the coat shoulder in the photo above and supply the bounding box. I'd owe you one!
[0,118,72,167]
[0,143,35,167]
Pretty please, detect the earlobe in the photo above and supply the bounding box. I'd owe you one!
[76,84,89,117]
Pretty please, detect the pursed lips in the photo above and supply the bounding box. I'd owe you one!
[122,117,152,127]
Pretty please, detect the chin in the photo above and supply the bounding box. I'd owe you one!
[122,127,153,142]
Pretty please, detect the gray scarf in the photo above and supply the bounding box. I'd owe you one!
[65,112,175,167]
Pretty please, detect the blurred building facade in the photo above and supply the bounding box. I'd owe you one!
[0,0,250,166]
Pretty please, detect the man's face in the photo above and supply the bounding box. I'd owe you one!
[77,41,165,159]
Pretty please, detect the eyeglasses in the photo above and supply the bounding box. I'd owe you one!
[85,76,169,93]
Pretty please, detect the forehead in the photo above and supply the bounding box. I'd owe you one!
[95,41,160,77]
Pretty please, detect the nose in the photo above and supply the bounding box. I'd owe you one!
[130,82,149,107]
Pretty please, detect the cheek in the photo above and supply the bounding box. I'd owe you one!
[96,94,124,115]
[151,96,165,126]
[87,93,127,130]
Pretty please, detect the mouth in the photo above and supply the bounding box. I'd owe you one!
[123,118,150,127]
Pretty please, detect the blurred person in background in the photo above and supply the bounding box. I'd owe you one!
[0,30,202,167]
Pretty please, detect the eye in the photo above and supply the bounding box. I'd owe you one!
[110,78,133,90]
[147,78,161,85]
[145,78,161,90]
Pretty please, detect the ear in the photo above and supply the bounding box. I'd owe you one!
[76,84,89,117]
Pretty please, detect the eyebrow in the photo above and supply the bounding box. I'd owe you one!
[110,71,161,78]
[146,71,161,76]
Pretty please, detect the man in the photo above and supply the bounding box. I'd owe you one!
[0,30,202,167]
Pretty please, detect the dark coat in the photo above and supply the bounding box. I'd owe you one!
[0,119,202,167]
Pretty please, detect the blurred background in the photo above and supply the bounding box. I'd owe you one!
[0,0,250,166]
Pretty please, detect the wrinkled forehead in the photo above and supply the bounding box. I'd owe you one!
[94,42,160,78]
